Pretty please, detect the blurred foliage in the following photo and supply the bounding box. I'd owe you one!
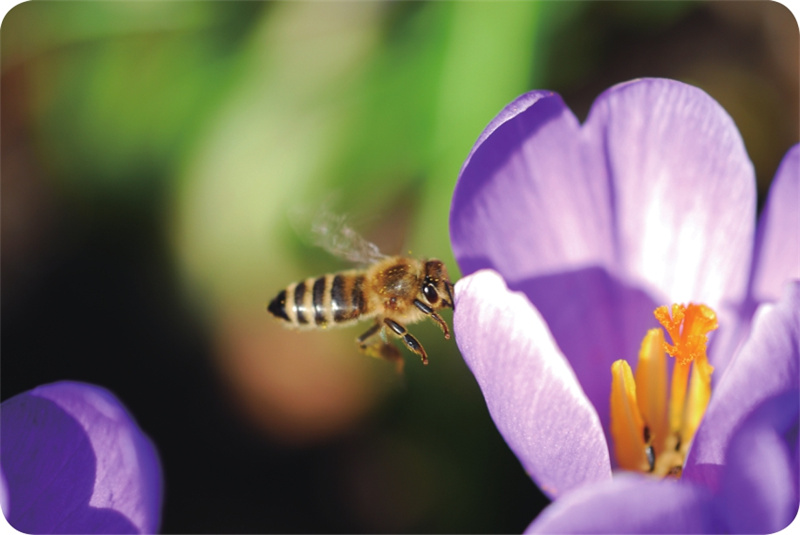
[2,1,797,533]
[3,2,257,202]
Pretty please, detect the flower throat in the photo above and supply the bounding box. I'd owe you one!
[610,303,718,477]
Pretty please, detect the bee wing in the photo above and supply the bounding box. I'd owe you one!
[309,211,388,264]
[289,203,388,265]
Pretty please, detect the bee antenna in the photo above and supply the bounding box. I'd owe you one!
[445,281,455,311]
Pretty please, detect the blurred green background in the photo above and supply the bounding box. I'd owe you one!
[2,1,797,532]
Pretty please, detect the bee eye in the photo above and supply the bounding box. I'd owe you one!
[423,283,439,304]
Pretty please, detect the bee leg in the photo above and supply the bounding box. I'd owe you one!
[368,342,405,374]
[357,322,405,373]
[413,299,450,339]
[357,321,381,346]
[384,318,428,365]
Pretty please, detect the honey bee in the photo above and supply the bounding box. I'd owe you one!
[267,213,455,368]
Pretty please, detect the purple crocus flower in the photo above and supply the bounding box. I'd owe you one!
[1,381,163,534]
[449,78,799,531]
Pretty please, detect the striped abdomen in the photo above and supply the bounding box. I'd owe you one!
[268,272,368,328]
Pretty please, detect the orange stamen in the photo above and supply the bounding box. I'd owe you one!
[654,303,717,367]
[610,303,719,478]
[654,303,717,436]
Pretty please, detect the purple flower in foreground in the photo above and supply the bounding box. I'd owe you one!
[449,78,799,531]
[1,381,163,534]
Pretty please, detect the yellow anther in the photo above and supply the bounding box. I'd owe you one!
[634,329,668,460]
[610,303,718,478]
[681,358,711,445]
[610,360,650,472]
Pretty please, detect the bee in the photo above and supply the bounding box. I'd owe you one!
[267,213,455,368]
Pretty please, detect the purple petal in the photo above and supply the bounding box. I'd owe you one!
[511,267,659,448]
[749,143,800,303]
[526,474,720,534]
[450,78,757,433]
[450,90,617,284]
[715,145,800,376]
[451,78,756,309]
[583,78,756,310]
[685,282,800,489]
[454,270,611,498]
[450,87,660,439]
[1,381,163,534]
[718,390,799,533]
[0,469,8,523]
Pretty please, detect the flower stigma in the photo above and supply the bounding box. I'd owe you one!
[610,304,718,477]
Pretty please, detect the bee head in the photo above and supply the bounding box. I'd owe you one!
[421,260,455,311]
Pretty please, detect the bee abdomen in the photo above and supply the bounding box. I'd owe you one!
[331,273,366,323]
[267,290,290,322]
[267,280,313,326]
[330,274,347,322]
[268,273,368,328]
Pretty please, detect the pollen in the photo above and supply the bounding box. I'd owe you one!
[654,303,717,368]
[609,303,718,478]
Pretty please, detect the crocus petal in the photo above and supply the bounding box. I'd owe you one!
[718,390,799,534]
[511,267,659,445]
[454,269,611,498]
[1,381,163,534]
[749,143,800,303]
[451,77,756,309]
[450,78,756,429]
[685,281,800,489]
[451,90,617,285]
[526,474,720,534]
[451,85,660,437]
[0,470,8,521]
[583,78,755,310]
